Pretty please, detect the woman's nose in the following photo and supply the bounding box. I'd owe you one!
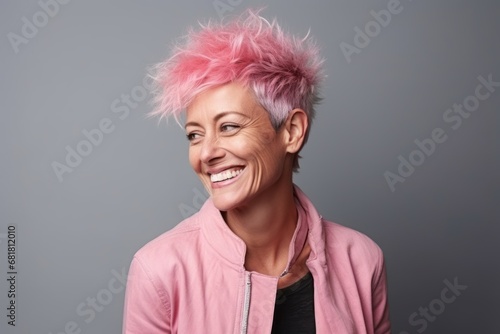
[199,134,224,163]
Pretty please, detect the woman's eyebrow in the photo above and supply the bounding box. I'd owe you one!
[184,111,250,129]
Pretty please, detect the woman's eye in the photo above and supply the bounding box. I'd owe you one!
[186,133,200,141]
[221,124,239,132]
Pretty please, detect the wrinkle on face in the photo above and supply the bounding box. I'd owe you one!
[185,82,291,212]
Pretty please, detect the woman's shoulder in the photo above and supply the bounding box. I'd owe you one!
[320,219,385,266]
[133,214,203,265]
[322,220,381,248]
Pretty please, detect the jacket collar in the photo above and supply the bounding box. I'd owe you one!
[198,184,326,271]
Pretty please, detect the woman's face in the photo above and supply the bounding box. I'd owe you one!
[185,82,290,211]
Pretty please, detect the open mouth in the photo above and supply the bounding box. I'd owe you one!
[210,167,245,183]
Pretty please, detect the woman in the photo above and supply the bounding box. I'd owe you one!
[123,9,391,334]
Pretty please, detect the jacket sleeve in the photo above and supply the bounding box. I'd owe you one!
[372,252,391,334]
[122,256,171,334]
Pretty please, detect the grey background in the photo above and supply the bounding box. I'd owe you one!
[1,0,498,333]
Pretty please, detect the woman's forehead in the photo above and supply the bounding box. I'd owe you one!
[185,83,265,123]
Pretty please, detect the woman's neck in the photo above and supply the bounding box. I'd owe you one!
[223,177,298,276]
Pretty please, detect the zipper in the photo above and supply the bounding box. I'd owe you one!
[240,272,252,334]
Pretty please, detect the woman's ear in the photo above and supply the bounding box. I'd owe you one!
[283,109,308,154]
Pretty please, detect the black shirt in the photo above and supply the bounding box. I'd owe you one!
[271,272,316,333]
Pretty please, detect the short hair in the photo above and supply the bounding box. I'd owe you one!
[148,9,325,170]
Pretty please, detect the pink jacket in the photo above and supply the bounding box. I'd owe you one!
[123,185,391,333]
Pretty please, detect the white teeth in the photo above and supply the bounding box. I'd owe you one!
[210,168,243,183]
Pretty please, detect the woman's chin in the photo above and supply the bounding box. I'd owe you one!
[211,193,247,212]
[212,198,239,212]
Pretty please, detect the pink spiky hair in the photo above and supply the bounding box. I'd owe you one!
[147,8,325,129]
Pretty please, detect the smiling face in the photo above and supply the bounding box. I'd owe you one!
[185,82,293,211]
